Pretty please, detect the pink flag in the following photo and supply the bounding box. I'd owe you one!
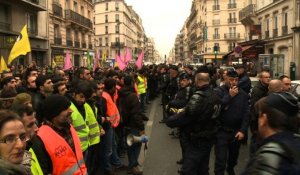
[93,51,99,71]
[116,54,126,70]
[64,50,73,70]
[135,51,144,70]
[124,48,132,63]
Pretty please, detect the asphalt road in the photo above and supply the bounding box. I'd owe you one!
[117,96,250,175]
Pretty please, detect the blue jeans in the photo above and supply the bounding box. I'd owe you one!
[126,129,142,168]
[100,126,122,172]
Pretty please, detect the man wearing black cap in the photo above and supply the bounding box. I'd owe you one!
[31,94,88,174]
[242,92,300,174]
[214,70,249,175]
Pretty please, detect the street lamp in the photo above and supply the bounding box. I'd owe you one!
[213,45,219,65]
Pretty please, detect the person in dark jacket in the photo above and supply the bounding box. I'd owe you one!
[235,64,252,95]
[166,73,222,175]
[118,76,145,175]
[249,70,270,156]
[214,70,249,175]
[242,92,300,175]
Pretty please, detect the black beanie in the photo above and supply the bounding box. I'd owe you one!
[44,94,71,121]
[266,92,299,116]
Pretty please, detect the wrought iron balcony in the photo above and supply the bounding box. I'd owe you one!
[213,5,220,10]
[0,22,10,31]
[228,18,237,23]
[282,26,288,35]
[65,9,93,29]
[111,42,124,48]
[74,41,80,48]
[228,3,237,9]
[265,31,269,39]
[224,33,240,39]
[52,3,62,17]
[213,34,220,39]
[82,42,86,48]
[273,28,278,37]
[66,39,73,47]
[212,19,220,25]
[239,4,256,21]
[54,37,62,45]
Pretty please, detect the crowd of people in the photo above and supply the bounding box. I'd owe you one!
[0,61,299,175]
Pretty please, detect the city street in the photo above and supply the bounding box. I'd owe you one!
[118,96,250,175]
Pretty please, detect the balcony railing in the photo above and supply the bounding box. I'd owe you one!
[0,22,10,31]
[82,42,86,48]
[228,3,237,9]
[89,44,93,49]
[228,18,237,23]
[24,0,46,8]
[52,3,62,17]
[282,26,288,35]
[65,9,93,29]
[111,42,125,48]
[74,41,80,48]
[28,27,37,35]
[54,37,62,45]
[212,19,220,25]
[66,39,73,47]
[239,4,256,21]
[265,31,269,39]
[213,34,220,39]
[224,33,240,39]
[273,28,278,37]
[213,5,220,10]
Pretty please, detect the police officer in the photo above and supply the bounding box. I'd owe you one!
[166,72,222,175]
[242,92,300,174]
[214,70,249,175]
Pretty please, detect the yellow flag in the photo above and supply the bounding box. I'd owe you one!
[102,49,106,62]
[0,56,8,73]
[8,25,31,64]
[52,59,57,68]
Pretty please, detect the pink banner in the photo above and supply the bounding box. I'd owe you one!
[135,51,144,70]
[124,47,132,63]
[116,54,126,70]
[64,50,73,70]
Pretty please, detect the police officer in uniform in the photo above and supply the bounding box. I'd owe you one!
[166,72,222,175]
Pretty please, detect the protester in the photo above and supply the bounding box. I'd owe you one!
[31,94,87,175]
[279,75,292,92]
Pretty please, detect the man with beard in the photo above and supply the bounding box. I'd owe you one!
[66,80,100,172]
[31,94,87,174]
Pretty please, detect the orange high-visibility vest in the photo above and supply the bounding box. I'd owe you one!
[102,91,120,128]
[38,125,87,175]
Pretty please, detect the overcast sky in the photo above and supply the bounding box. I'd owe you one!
[126,0,192,58]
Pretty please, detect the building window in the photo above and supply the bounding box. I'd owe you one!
[115,14,119,22]
[27,13,37,35]
[116,25,119,33]
[115,37,120,42]
[105,15,108,23]
[105,37,108,46]
[283,11,288,27]
[73,2,78,12]
[74,31,79,41]
[81,6,84,16]
[105,26,108,34]
[115,2,119,11]
[99,38,102,46]
[88,10,91,19]
[105,3,108,11]
[0,4,10,30]
[54,24,60,37]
